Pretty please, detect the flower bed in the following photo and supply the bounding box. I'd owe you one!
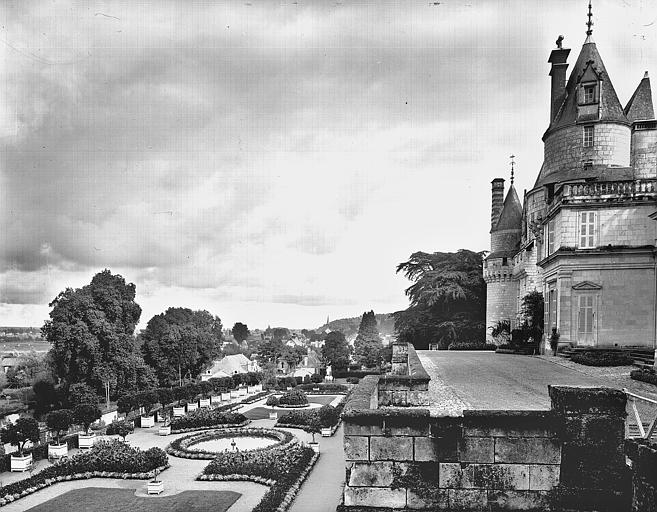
[0,440,168,507]
[167,427,294,460]
[199,435,317,512]
[240,391,272,405]
[275,402,344,435]
[278,389,308,406]
[447,341,497,351]
[170,409,248,432]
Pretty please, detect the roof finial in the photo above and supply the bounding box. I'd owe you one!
[586,1,594,37]
[509,155,515,186]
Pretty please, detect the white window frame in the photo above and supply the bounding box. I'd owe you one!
[578,211,596,248]
[583,125,594,147]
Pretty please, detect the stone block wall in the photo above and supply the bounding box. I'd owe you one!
[542,123,631,179]
[340,351,632,511]
[625,439,657,512]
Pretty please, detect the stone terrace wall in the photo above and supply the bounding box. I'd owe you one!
[625,439,657,511]
[339,344,631,511]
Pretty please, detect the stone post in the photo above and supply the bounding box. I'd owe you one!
[391,342,409,376]
[549,385,631,512]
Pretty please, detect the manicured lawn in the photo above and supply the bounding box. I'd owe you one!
[244,394,337,419]
[26,488,241,512]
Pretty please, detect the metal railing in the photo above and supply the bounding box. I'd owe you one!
[624,388,657,440]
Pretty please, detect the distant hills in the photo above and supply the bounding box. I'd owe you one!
[316,313,395,338]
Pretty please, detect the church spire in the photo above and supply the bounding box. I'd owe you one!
[585,1,594,43]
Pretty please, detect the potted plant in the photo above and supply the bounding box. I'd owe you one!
[186,400,198,412]
[199,395,211,408]
[147,468,164,495]
[1,416,40,471]
[173,398,186,417]
[158,407,172,435]
[106,419,134,442]
[308,417,321,453]
[549,328,561,356]
[46,409,73,459]
[74,403,102,449]
[266,395,279,419]
[221,390,231,401]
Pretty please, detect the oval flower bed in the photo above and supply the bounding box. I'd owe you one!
[199,435,318,512]
[167,427,294,460]
[0,440,168,507]
[276,389,309,408]
[170,408,249,433]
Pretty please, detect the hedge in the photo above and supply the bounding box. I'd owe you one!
[630,368,657,386]
[447,342,497,351]
[332,370,381,379]
[296,383,348,394]
[170,409,247,432]
[571,351,634,367]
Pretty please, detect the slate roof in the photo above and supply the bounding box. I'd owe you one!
[492,185,522,232]
[536,164,634,187]
[547,41,628,133]
[624,73,655,122]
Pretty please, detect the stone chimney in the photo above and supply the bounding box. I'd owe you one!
[491,178,505,230]
[548,46,571,122]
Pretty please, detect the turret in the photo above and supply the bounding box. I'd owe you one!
[626,72,657,179]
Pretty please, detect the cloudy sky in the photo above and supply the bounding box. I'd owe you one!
[1,0,656,331]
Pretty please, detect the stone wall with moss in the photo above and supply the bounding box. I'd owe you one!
[339,345,631,511]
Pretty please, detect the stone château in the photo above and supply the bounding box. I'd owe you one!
[484,7,657,351]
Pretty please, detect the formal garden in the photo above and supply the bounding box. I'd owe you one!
[0,377,350,511]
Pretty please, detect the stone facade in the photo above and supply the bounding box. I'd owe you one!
[485,25,657,350]
[340,344,634,511]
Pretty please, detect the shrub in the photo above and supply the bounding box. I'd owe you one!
[157,388,174,408]
[346,377,360,384]
[310,373,323,384]
[447,342,496,351]
[571,351,634,367]
[170,408,247,431]
[297,383,348,394]
[277,404,343,431]
[265,396,279,407]
[1,416,40,456]
[46,409,73,445]
[630,368,657,386]
[73,403,102,434]
[278,388,308,406]
[302,374,311,384]
[106,419,134,441]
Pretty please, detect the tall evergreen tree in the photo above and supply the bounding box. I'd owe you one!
[231,322,250,343]
[353,311,383,368]
[321,331,350,371]
[394,249,486,349]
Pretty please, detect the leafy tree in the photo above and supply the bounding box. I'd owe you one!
[256,338,285,365]
[520,291,544,347]
[6,352,48,388]
[140,308,223,386]
[67,382,100,408]
[106,420,134,442]
[321,331,350,371]
[1,417,40,456]
[281,346,306,367]
[32,378,60,415]
[231,322,250,343]
[42,270,153,395]
[46,409,73,445]
[74,403,102,434]
[394,250,486,349]
[272,327,290,341]
[354,311,383,368]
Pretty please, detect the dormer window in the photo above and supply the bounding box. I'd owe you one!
[584,85,595,103]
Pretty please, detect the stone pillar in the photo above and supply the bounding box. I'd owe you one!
[549,386,631,512]
[391,342,409,376]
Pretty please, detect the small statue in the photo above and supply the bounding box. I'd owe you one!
[556,35,564,49]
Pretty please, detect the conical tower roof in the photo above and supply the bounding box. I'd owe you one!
[547,40,628,133]
[492,185,522,232]
[624,72,655,122]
